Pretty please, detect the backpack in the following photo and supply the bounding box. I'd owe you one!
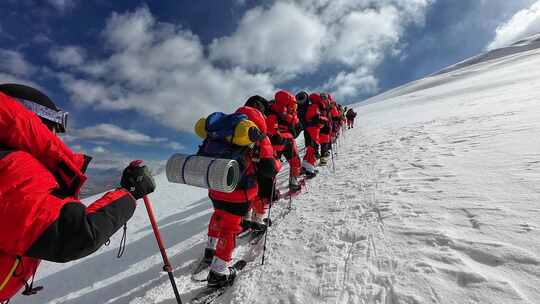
[295,91,309,131]
[195,112,256,190]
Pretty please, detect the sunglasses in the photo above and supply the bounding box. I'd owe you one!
[19,99,68,133]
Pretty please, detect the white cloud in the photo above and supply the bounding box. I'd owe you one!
[323,68,378,101]
[58,6,275,132]
[326,7,401,67]
[0,73,42,90]
[209,0,432,99]
[0,50,43,91]
[49,46,86,67]
[33,33,53,44]
[57,0,434,119]
[58,74,117,106]
[47,0,75,11]
[70,123,186,152]
[166,141,185,150]
[74,123,167,145]
[0,49,35,76]
[92,146,108,154]
[487,0,540,50]
[210,2,327,74]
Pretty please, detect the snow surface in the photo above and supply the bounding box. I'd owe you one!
[13,39,540,304]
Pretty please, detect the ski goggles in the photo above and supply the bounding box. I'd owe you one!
[19,99,68,133]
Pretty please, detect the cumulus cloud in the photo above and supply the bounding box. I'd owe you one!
[0,50,44,90]
[327,7,401,67]
[210,2,327,74]
[58,6,275,132]
[69,123,185,152]
[49,46,86,67]
[73,123,167,145]
[210,0,432,99]
[323,68,379,100]
[487,0,540,50]
[0,49,35,76]
[57,0,434,123]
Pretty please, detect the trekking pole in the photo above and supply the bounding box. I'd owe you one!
[330,144,336,173]
[261,176,277,265]
[143,195,183,304]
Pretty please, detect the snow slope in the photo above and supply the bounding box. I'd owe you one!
[14,37,540,304]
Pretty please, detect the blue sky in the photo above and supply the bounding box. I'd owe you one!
[1,0,540,171]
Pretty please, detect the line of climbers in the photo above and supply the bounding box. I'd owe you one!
[0,83,352,302]
[192,90,349,288]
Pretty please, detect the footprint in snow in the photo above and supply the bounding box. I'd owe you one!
[518,223,534,233]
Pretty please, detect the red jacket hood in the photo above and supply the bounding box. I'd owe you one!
[236,106,267,134]
[0,92,87,196]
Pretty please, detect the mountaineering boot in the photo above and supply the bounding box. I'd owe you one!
[207,267,237,288]
[305,171,317,179]
[319,157,328,166]
[203,248,215,265]
[250,221,267,240]
[301,167,317,179]
[289,176,302,192]
[240,217,254,234]
[301,167,318,175]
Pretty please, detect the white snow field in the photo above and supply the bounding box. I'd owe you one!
[14,37,540,304]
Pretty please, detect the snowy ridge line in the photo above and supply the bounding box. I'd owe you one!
[432,33,540,77]
[360,33,540,107]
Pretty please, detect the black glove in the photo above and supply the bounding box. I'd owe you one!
[320,125,331,134]
[310,114,321,125]
[248,126,265,142]
[121,161,156,200]
[270,134,284,146]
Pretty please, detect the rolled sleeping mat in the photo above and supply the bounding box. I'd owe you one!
[166,153,240,193]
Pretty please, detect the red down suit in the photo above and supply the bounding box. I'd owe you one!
[303,93,328,168]
[207,106,279,262]
[0,93,136,301]
[266,90,301,177]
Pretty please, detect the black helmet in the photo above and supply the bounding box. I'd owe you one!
[0,83,68,133]
[295,91,309,105]
[245,95,269,115]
